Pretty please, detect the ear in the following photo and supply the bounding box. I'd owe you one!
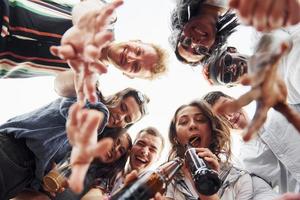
[123,72,135,79]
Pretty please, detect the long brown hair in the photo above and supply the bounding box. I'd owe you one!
[168,100,231,163]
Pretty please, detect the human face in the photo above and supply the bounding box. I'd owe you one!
[177,16,216,63]
[107,96,142,128]
[214,96,249,129]
[101,133,130,164]
[129,132,162,172]
[175,106,211,148]
[214,49,249,85]
[107,41,159,79]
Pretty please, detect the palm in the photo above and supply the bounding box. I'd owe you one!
[215,34,300,141]
[51,0,123,103]
[66,103,113,193]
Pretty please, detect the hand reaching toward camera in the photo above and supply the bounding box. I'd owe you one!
[214,32,300,141]
[229,0,300,31]
[51,0,123,103]
[66,102,113,193]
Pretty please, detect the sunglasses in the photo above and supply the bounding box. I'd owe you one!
[221,54,234,84]
[179,36,211,56]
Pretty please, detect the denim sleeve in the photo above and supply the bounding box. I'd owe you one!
[59,97,77,119]
[59,98,109,134]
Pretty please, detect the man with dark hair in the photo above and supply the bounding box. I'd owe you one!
[169,0,239,65]
[109,127,164,193]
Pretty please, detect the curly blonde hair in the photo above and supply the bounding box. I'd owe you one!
[147,43,169,80]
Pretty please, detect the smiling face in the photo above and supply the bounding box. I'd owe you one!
[213,48,249,85]
[101,133,130,164]
[107,96,142,128]
[129,131,162,172]
[107,41,159,79]
[175,106,212,148]
[214,96,249,129]
[177,16,216,63]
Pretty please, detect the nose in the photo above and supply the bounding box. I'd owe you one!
[126,51,138,63]
[141,146,149,156]
[114,113,126,126]
[189,120,198,131]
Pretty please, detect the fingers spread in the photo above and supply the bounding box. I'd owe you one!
[286,0,300,26]
[268,0,285,29]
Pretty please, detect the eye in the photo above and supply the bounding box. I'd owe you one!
[195,116,207,123]
[223,72,232,84]
[195,46,209,56]
[132,62,140,73]
[124,115,132,124]
[224,54,232,67]
[121,103,127,112]
[178,119,188,125]
[181,37,192,48]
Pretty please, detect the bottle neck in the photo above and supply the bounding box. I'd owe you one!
[157,158,183,184]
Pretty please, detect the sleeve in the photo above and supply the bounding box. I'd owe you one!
[233,173,254,200]
[165,181,176,199]
[0,0,9,37]
[59,97,77,119]
[251,175,279,200]
[59,98,109,134]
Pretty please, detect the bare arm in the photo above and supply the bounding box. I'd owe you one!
[54,71,76,97]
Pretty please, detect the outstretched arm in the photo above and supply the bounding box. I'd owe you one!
[51,0,123,103]
[66,102,113,193]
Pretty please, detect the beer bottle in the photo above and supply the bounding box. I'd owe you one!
[110,157,183,200]
[185,144,221,196]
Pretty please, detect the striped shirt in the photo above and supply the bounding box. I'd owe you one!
[0,0,113,78]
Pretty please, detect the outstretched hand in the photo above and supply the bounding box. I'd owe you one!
[229,0,300,31]
[51,0,123,103]
[214,33,300,141]
[66,102,113,193]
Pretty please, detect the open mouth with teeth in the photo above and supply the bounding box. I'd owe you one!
[189,135,202,147]
[134,155,149,166]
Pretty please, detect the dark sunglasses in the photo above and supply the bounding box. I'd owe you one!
[220,54,233,84]
[179,36,211,56]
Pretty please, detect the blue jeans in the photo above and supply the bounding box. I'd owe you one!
[0,134,35,199]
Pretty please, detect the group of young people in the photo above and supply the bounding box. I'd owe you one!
[0,0,300,199]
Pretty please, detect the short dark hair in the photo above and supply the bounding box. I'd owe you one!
[202,91,233,106]
[169,0,239,65]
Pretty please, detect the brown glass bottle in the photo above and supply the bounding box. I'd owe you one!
[185,144,221,196]
[110,157,183,200]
